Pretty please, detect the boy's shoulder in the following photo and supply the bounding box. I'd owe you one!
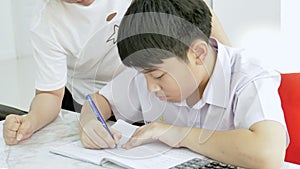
[228,48,280,91]
[216,41,277,83]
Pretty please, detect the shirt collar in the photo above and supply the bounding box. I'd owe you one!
[172,39,232,109]
[193,39,231,109]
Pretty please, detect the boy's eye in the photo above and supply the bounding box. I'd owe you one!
[153,73,165,79]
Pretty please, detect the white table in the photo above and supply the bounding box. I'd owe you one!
[0,110,299,169]
[0,110,124,169]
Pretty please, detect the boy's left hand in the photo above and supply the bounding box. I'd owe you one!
[122,122,191,149]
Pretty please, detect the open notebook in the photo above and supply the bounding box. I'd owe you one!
[50,119,206,169]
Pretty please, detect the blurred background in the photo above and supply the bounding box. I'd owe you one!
[0,0,299,111]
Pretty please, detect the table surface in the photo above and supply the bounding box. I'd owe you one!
[0,110,120,169]
[0,110,299,169]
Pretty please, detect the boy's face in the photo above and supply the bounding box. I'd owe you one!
[62,0,95,6]
[139,56,202,103]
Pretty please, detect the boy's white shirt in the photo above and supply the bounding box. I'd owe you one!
[100,39,288,135]
[30,0,132,104]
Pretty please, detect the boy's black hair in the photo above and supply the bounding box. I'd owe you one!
[117,0,212,69]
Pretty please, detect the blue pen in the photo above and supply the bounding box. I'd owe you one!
[86,95,115,143]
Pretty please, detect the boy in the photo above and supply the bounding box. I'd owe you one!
[3,0,228,146]
[79,0,288,168]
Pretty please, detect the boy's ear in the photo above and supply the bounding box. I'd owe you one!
[189,39,208,65]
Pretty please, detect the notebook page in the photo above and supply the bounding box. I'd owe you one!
[105,120,205,168]
[104,147,204,169]
[49,120,138,166]
[110,119,138,146]
[50,120,206,169]
[50,141,109,165]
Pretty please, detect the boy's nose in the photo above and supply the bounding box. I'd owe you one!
[146,78,160,93]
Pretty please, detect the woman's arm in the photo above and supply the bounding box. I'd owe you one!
[205,1,231,46]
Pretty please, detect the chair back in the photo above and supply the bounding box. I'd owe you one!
[279,73,300,164]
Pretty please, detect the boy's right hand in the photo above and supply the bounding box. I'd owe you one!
[79,118,121,149]
[79,94,121,149]
[3,114,35,145]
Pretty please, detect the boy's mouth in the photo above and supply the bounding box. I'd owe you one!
[156,95,167,100]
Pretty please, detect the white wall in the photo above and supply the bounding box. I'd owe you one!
[0,0,37,61]
[0,1,37,110]
[11,0,37,59]
[0,1,16,61]
[214,0,280,47]
[213,0,299,73]
[281,0,300,73]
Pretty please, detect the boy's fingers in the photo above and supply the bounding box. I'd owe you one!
[122,126,155,149]
[94,127,116,148]
[80,121,113,149]
[80,132,101,149]
[122,139,138,149]
[123,135,145,149]
[111,129,122,144]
